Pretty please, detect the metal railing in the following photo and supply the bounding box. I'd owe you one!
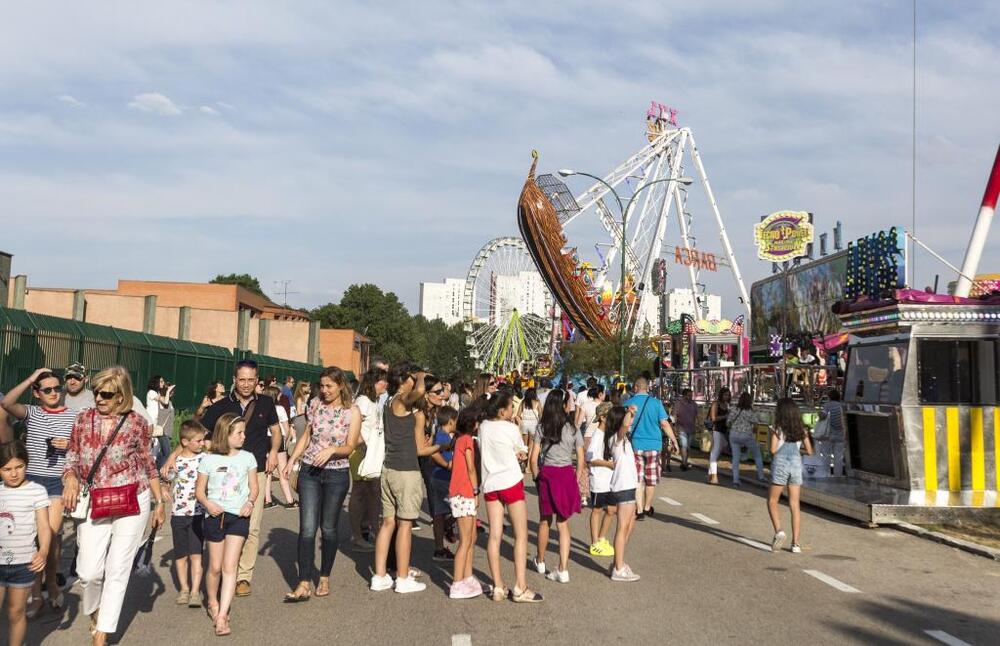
[658,363,841,407]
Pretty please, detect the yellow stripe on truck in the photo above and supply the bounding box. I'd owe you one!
[970,408,985,491]
[946,407,961,492]
[923,407,937,492]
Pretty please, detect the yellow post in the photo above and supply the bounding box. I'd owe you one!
[970,408,985,491]
[946,407,961,492]
[922,407,937,492]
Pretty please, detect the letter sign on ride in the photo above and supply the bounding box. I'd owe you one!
[754,211,814,262]
[674,247,717,271]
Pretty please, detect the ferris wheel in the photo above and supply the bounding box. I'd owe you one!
[463,237,553,374]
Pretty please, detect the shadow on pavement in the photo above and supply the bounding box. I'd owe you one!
[822,596,998,645]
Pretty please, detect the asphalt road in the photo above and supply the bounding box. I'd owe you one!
[30,468,999,645]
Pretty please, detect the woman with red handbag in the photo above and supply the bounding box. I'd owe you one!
[62,366,165,646]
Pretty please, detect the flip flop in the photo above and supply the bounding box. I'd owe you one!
[315,580,330,597]
[215,615,231,637]
[282,587,312,603]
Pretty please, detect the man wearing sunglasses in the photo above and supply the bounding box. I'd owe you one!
[62,362,95,411]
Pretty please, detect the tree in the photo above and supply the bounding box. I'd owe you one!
[412,316,476,380]
[210,273,265,297]
[559,334,656,382]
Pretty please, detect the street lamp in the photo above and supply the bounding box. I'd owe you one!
[559,169,693,379]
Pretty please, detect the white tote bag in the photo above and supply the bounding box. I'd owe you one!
[358,399,386,479]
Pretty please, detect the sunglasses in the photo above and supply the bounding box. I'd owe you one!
[95,390,118,400]
[36,386,61,395]
[429,388,444,396]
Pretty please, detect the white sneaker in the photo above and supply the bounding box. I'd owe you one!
[370,574,393,591]
[772,530,787,553]
[790,544,802,554]
[394,575,426,594]
[545,568,569,584]
[611,565,640,582]
[533,559,546,574]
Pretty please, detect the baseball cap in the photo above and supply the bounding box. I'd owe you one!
[65,363,87,379]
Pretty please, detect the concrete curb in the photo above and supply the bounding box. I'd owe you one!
[894,522,1000,562]
[671,454,1000,561]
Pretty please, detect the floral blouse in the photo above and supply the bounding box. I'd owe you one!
[63,409,158,495]
[302,399,352,469]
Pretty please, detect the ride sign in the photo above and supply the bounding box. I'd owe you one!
[674,246,717,271]
[754,211,814,262]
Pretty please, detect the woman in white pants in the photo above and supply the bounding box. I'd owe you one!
[707,388,731,485]
[63,367,165,646]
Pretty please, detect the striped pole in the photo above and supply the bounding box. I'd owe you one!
[955,144,1000,297]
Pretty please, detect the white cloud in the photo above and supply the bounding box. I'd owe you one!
[199,105,220,116]
[128,92,182,116]
[56,94,84,107]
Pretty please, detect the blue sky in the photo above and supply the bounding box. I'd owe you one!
[3,1,998,317]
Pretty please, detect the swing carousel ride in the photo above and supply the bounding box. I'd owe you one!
[517,103,751,344]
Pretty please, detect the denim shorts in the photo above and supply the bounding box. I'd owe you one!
[27,473,64,498]
[203,512,249,542]
[771,443,803,486]
[0,563,35,588]
[676,431,690,451]
[590,491,616,509]
[608,488,636,505]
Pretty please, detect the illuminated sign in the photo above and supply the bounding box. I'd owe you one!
[844,227,905,300]
[674,247,718,271]
[754,211,814,262]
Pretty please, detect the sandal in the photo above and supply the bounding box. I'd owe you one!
[207,605,219,622]
[315,578,330,597]
[49,591,65,610]
[282,583,312,603]
[215,615,231,637]
[26,597,44,619]
[490,585,509,602]
[511,587,543,603]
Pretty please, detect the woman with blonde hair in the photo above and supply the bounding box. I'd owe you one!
[62,366,164,645]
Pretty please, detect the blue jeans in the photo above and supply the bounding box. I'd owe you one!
[297,466,350,581]
[729,434,764,483]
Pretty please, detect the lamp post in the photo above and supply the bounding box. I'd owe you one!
[558,170,693,379]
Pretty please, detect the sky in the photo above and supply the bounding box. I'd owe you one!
[2,1,999,320]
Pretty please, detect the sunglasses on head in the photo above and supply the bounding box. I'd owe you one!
[95,390,117,400]
[36,386,61,395]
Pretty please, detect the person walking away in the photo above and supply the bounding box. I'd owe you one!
[818,389,845,476]
[671,389,697,471]
[707,388,732,485]
[182,360,280,598]
[145,376,175,469]
[262,386,296,508]
[603,406,640,582]
[0,441,52,646]
[371,363,441,594]
[282,367,361,601]
[767,398,813,553]
[622,377,677,519]
[448,406,483,599]
[164,420,208,608]
[575,385,604,504]
[480,392,542,603]
[61,366,165,645]
[62,363,95,411]
[349,367,388,550]
[529,390,584,583]
[585,402,616,557]
[2,368,76,616]
[196,413,258,636]
[728,392,765,486]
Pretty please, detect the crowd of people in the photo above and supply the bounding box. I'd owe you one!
[0,355,840,644]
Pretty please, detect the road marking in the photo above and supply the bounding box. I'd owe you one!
[924,630,971,646]
[803,569,860,593]
[690,512,719,525]
[658,496,682,506]
[735,536,772,551]
[452,635,472,646]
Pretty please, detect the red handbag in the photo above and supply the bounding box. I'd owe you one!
[85,413,141,520]
[89,482,140,520]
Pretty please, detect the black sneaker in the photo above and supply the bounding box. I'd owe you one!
[681,464,690,471]
[57,573,67,589]
[432,548,454,562]
[636,511,646,521]
[645,506,655,519]
[263,501,277,509]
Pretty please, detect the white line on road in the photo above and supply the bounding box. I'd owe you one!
[690,512,719,525]
[803,569,861,593]
[735,536,772,551]
[659,496,682,506]
[452,635,472,646]
[924,630,972,646]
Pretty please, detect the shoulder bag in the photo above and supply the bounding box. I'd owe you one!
[358,399,386,479]
[812,416,830,441]
[69,413,137,520]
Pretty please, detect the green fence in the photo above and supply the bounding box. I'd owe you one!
[0,307,323,412]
